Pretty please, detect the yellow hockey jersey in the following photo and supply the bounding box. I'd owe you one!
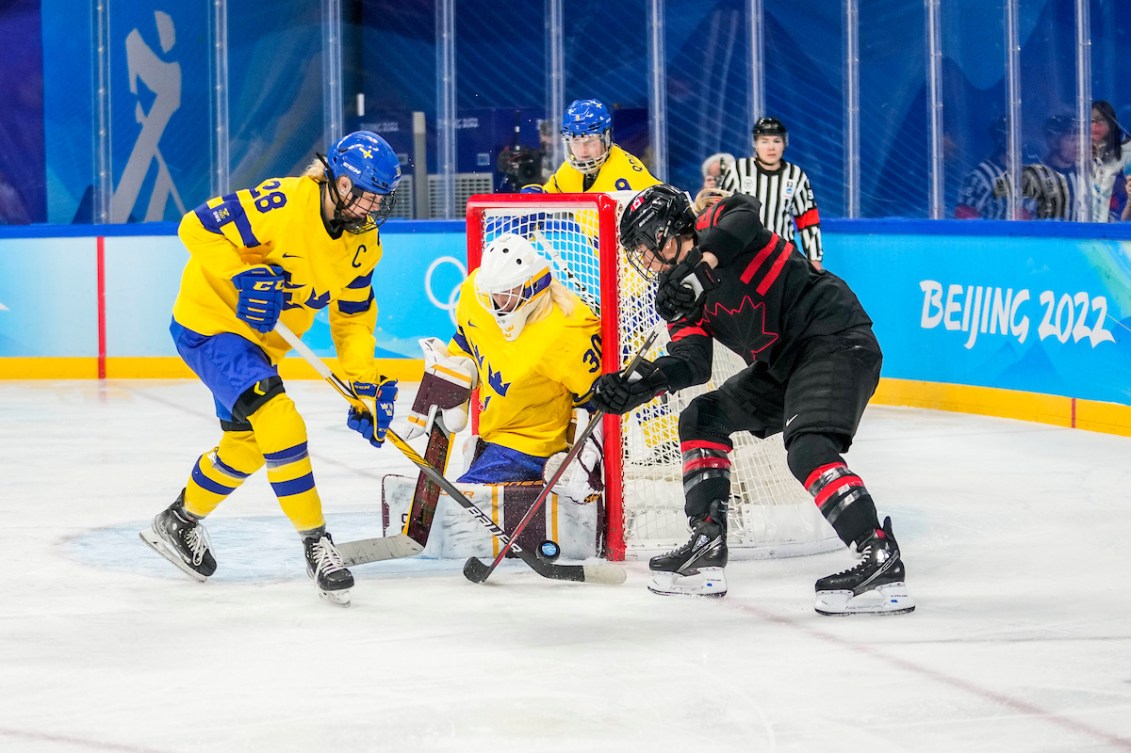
[171,175,382,382]
[450,272,602,458]
[543,144,659,193]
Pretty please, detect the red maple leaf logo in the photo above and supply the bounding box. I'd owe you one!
[701,295,778,359]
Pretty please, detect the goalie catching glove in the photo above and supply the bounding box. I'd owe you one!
[404,337,478,440]
[347,378,398,447]
[589,358,670,416]
[655,247,718,322]
[543,416,604,505]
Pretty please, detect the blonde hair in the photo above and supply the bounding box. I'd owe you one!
[303,158,329,183]
[524,280,577,329]
[692,186,732,214]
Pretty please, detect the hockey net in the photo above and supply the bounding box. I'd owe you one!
[466,193,839,561]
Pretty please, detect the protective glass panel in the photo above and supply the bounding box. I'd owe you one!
[0,4,45,223]
[943,0,1010,221]
[227,3,327,190]
[660,0,755,195]
[562,0,651,178]
[857,0,929,218]
[763,0,846,218]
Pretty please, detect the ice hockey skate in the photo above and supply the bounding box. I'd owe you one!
[814,516,915,616]
[303,530,354,607]
[139,491,217,582]
[647,501,728,597]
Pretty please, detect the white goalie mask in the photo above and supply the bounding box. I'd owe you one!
[475,233,552,341]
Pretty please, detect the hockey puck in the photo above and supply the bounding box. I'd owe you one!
[537,539,561,562]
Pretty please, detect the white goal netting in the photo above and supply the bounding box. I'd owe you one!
[467,193,839,561]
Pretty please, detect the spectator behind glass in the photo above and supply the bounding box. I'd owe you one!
[955,117,1015,220]
[995,114,1081,221]
[700,152,735,191]
[1089,100,1131,222]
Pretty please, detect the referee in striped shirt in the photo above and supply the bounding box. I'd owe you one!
[719,117,823,270]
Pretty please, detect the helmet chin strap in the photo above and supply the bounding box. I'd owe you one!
[317,153,372,235]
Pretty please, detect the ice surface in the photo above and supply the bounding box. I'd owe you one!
[2,380,1130,752]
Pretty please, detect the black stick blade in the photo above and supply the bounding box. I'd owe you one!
[463,557,493,583]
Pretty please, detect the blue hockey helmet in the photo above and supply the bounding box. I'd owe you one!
[323,131,402,232]
[561,99,613,175]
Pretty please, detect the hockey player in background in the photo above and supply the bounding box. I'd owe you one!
[721,117,824,270]
[529,97,676,467]
[403,233,604,508]
[591,184,915,615]
[537,98,659,194]
[139,131,402,607]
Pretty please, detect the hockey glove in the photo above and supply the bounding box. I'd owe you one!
[544,419,604,504]
[232,265,286,333]
[404,337,478,440]
[589,359,670,416]
[347,378,398,447]
[655,247,717,322]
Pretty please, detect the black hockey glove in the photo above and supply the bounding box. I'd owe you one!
[589,358,670,415]
[655,247,718,322]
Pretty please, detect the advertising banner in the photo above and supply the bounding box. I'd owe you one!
[836,233,1131,406]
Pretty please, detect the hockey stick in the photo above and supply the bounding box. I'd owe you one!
[275,321,624,584]
[274,321,424,564]
[463,325,662,584]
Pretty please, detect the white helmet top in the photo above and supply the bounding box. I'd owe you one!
[474,233,553,341]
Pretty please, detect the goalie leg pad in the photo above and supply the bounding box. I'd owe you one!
[381,474,601,560]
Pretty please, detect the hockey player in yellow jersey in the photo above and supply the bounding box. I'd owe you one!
[403,233,604,504]
[540,98,659,194]
[139,131,402,606]
[533,99,675,467]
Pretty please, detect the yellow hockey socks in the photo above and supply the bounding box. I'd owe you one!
[183,430,264,518]
[248,395,326,532]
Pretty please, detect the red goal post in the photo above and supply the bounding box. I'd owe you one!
[466,192,839,562]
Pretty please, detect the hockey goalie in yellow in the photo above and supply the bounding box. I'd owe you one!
[403,233,604,503]
[140,131,402,607]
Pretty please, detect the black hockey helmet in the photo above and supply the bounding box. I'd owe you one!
[619,184,696,280]
[753,116,788,146]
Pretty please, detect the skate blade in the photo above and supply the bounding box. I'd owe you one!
[318,588,351,608]
[138,529,208,583]
[815,582,915,616]
[647,567,727,598]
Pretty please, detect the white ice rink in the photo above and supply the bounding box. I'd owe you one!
[2,379,1131,753]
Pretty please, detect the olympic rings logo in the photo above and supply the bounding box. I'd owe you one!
[425,256,468,326]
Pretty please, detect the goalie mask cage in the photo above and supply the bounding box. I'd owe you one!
[466,193,840,562]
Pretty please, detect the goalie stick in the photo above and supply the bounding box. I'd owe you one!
[463,325,662,584]
[336,416,451,567]
[274,321,624,585]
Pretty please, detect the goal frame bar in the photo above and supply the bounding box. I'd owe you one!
[465,192,633,560]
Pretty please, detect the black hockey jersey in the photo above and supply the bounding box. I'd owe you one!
[662,193,872,387]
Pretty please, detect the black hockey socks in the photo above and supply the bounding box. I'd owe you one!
[680,437,733,518]
[788,433,878,546]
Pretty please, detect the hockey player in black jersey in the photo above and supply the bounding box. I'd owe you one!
[590,184,915,615]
